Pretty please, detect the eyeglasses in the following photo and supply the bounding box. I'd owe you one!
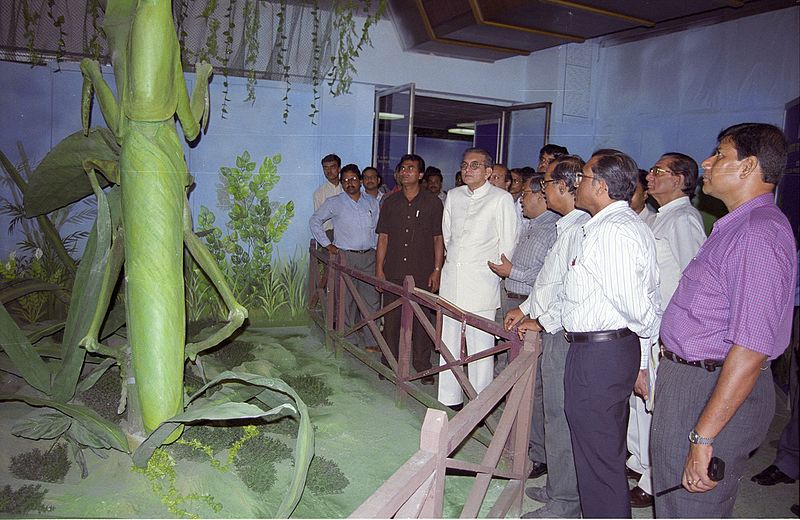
[399,165,419,172]
[540,179,557,189]
[510,178,523,184]
[574,172,595,186]
[521,189,537,196]
[342,176,360,184]
[460,161,487,171]
[648,166,674,177]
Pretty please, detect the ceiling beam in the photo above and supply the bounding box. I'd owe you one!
[539,0,657,27]
[468,0,585,43]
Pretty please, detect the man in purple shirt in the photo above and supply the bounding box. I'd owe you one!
[651,123,797,517]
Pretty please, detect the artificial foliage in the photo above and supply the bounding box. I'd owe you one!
[282,374,334,407]
[9,444,71,483]
[233,434,293,493]
[197,151,294,313]
[0,484,51,514]
[78,365,122,423]
[211,340,257,370]
[306,455,349,495]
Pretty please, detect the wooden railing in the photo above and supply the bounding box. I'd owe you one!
[307,240,542,517]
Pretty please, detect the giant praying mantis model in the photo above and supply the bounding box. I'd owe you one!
[77,0,247,438]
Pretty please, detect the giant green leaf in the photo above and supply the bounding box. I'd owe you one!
[24,128,117,217]
[0,304,51,394]
[0,393,129,453]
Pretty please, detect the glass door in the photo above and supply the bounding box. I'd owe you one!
[501,102,551,168]
[374,83,415,189]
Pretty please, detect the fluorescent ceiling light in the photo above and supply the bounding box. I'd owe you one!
[448,127,475,136]
[378,112,405,120]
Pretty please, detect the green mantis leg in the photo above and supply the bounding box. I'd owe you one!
[176,61,213,141]
[80,59,121,138]
[183,197,248,362]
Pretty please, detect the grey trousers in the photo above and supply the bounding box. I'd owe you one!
[775,348,799,479]
[541,331,581,517]
[651,358,775,518]
[340,249,380,348]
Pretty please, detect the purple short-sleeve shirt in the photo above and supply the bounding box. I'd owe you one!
[661,193,797,361]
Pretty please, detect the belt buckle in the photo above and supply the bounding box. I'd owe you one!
[700,360,715,372]
[564,332,570,342]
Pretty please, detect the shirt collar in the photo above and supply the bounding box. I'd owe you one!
[657,196,691,214]
[712,192,774,234]
[583,200,629,231]
[556,208,589,230]
[467,181,491,198]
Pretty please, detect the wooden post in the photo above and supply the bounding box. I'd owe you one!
[396,276,415,406]
[307,239,317,311]
[418,408,448,518]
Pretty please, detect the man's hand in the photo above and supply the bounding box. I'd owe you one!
[634,369,649,401]
[683,443,716,493]
[488,253,513,278]
[504,307,525,330]
[326,244,339,255]
[427,270,441,293]
[375,267,386,293]
[516,317,542,340]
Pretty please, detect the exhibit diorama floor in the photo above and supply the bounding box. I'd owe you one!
[0,325,506,518]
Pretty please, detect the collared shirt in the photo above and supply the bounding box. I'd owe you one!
[521,208,591,333]
[313,180,343,232]
[506,209,559,295]
[639,205,657,227]
[438,191,447,203]
[440,182,518,312]
[661,193,796,361]
[650,196,706,306]
[562,201,662,369]
[309,192,379,251]
[376,189,443,283]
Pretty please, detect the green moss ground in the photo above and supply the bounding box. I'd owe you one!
[0,325,505,518]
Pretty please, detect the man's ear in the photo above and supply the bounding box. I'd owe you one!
[484,166,493,180]
[740,156,758,178]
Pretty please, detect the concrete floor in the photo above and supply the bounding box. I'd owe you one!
[520,385,800,518]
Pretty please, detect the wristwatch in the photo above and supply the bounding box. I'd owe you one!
[688,429,715,445]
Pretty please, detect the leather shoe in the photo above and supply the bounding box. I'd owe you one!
[626,466,642,481]
[529,461,548,479]
[751,465,797,486]
[629,486,653,508]
[448,403,463,412]
[420,376,435,385]
[525,485,550,503]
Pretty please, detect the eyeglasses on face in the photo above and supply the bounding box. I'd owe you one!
[539,179,557,189]
[342,176,360,184]
[574,172,595,186]
[510,178,523,184]
[460,161,486,171]
[648,166,674,177]
[399,165,419,172]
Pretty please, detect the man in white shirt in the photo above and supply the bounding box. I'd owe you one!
[561,149,661,518]
[438,148,518,409]
[626,152,706,508]
[506,155,590,518]
[312,153,344,242]
[630,169,657,227]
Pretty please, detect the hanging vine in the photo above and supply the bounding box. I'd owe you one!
[242,0,260,104]
[84,0,103,61]
[21,0,42,66]
[275,0,291,124]
[327,0,386,97]
[45,0,68,69]
[197,0,221,65]
[308,0,321,123]
[176,0,190,63]
[220,0,238,117]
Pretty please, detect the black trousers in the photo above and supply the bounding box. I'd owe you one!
[564,332,640,518]
[380,288,434,373]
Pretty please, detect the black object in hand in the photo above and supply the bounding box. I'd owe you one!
[655,457,725,497]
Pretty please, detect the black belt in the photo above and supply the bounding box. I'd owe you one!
[660,350,724,372]
[564,328,633,343]
[506,291,527,300]
[342,248,373,254]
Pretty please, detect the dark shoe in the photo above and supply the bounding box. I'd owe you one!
[528,461,548,479]
[525,485,550,503]
[629,486,653,508]
[751,465,797,486]
[626,466,642,481]
[790,503,799,517]
[448,403,463,412]
[420,376,435,385]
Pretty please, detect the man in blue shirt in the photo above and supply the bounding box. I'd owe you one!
[310,164,381,350]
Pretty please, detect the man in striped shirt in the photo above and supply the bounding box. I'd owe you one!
[561,149,661,518]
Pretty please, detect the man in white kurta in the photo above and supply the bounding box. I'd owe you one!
[438,148,518,407]
[626,153,706,507]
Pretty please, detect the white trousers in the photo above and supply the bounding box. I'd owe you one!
[437,311,496,406]
[626,344,660,495]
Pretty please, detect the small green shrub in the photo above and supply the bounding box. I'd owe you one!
[168,425,244,462]
[212,340,257,369]
[233,435,292,494]
[0,484,51,514]
[78,366,122,423]
[306,455,349,495]
[9,444,71,483]
[260,416,299,437]
[281,374,333,407]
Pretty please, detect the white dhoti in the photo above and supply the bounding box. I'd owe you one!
[437,310,496,406]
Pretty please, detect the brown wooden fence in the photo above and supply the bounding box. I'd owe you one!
[307,240,542,517]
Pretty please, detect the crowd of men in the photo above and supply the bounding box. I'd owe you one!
[308,122,798,519]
